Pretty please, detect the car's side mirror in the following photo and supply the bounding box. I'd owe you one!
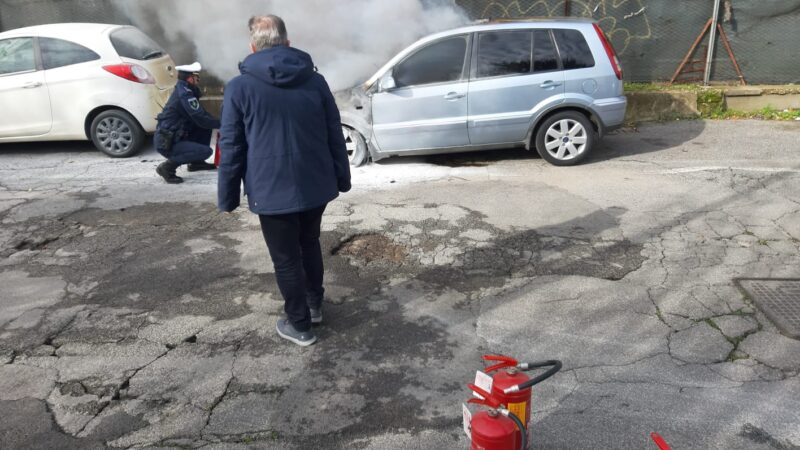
[379,73,396,92]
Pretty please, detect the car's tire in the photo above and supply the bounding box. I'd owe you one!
[343,126,369,167]
[534,111,595,166]
[90,109,145,158]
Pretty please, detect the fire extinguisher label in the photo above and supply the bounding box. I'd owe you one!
[474,370,493,395]
[508,401,527,424]
[462,403,472,439]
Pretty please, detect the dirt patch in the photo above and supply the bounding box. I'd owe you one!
[333,234,407,264]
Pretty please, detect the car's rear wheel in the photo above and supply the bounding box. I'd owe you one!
[535,111,595,166]
[343,126,368,167]
[90,110,145,158]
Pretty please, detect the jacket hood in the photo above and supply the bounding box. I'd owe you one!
[239,46,315,87]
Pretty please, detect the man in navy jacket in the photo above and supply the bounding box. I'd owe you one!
[218,15,352,347]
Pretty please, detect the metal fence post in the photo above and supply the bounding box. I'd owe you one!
[703,0,722,85]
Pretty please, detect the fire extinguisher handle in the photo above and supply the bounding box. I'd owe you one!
[505,360,562,392]
[482,354,519,373]
[467,384,502,409]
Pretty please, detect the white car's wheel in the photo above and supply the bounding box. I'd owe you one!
[343,126,368,167]
[90,110,145,158]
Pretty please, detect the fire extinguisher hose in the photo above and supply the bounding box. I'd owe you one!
[506,410,527,450]
[504,360,563,393]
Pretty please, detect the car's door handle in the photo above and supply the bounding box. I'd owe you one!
[22,82,43,89]
[444,92,466,100]
[539,81,563,89]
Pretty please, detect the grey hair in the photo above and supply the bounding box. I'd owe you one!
[249,15,289,51]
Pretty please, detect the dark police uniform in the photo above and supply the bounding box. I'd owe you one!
[155,67,221,183]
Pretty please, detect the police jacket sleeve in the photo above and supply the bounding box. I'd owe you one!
[319,77,352,193]
[217,83,247,212]
[179,88,222,130]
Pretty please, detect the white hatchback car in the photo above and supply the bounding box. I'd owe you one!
[0,23,176,157]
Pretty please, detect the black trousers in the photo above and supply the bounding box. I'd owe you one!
[155,127,213,165]
[259,205,327,332]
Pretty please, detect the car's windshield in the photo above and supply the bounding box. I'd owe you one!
[110,27,166,61]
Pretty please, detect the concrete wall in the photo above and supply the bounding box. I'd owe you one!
[725,89,800,111]
[625,92,699,123]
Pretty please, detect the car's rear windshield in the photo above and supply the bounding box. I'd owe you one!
[110,27,166,61]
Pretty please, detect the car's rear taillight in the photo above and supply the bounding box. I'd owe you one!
[593,23,623,80]
[103,64,155,84]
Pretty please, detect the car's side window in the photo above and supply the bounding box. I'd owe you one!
[476,31,532,79]
[533,30,560,73]
[0,38,36,76]
[394,36,468,88]
[40,38,100,70]
[552,29,595,70]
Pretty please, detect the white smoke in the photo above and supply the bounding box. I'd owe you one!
[113,0,469,90]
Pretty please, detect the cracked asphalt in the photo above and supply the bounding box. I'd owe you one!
[1,120,799,449]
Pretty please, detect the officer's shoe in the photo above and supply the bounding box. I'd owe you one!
[276,318,317,347]
[187,161,217,172]
[156,162,183,184]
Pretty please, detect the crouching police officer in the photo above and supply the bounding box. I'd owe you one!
[155,62,220,184]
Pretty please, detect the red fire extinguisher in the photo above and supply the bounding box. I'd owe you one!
[212,130,221,167]
[481,355,562,449]
[467,384,528,450]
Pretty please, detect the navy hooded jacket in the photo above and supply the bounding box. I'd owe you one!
[218,46,351,215]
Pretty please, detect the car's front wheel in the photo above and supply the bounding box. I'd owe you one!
[343,126,368,167]
[534,111,595,166]
[90,110,145,158]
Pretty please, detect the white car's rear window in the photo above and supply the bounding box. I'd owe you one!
[110,27,166,61]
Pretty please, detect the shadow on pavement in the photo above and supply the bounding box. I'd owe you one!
[586,120,707,164]
[0,137,156,159]
[373,120,707,168]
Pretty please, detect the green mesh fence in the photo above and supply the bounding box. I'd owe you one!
[2,0,798,84]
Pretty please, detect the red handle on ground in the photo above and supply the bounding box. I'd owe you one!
[651,432,672,450]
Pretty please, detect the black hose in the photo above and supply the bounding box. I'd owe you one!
[508,411,527,450]
[517,360,562,390]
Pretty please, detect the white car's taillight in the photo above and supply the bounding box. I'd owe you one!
[103,64,155,84]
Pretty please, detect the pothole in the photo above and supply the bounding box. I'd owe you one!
[333,234,408,264]
[13,236,60,252]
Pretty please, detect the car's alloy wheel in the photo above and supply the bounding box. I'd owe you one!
[535,111,595,166]
[544,119,587,161]
[97,117,133,155]
[90,110,145,158]
[343,126,368,167]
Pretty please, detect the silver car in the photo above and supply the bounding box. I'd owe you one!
[338,19,627,167]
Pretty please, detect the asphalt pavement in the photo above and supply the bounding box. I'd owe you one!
[1,120,799,449]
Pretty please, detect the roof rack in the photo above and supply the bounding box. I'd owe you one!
[471,16,593,24]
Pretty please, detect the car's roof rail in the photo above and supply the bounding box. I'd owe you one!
[472,16,596,24]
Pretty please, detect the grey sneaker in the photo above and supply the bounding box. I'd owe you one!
[276,319,317,347]
[310,307,323,325]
